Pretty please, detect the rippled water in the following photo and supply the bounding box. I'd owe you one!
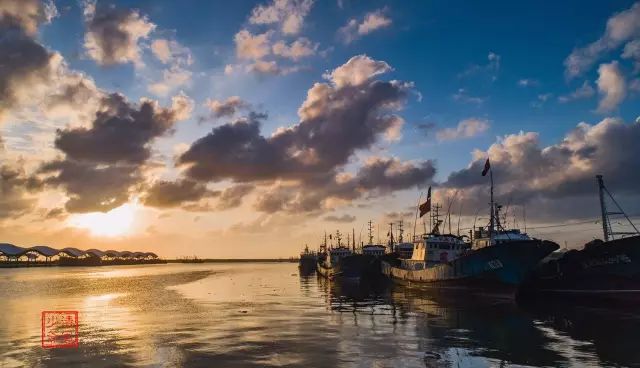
[0,263,639,367]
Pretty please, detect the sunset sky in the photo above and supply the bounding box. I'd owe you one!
[1,0,639,258]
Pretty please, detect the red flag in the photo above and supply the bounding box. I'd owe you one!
[419,187,431,218]
[481,158,491,176]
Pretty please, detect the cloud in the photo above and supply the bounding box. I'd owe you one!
[596,61,626,112]
[442,117,640,220]
[452,88,485,105]
[204,96,250,119]
[558,81,596,103]
[147,66,192,96]
[517,79,539,87]
[324,54,391,87]
[272,37,317,60]
[0,1,63,121]
[141,179,219,209]
[217,184,255,210]
[150,38,191,65]
[564,2,640,78]
[436,118,489,141]
[324,214,356,223]
[339,8,391,44]
[150,56,431,213]
[0,163,42,219]
[179,55,410,183]
[83,1,156,66]
[234,29,273,61]
[40,92,192,213]
[249,0,313,35]
[0,0,57,36]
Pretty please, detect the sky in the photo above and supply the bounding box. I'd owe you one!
[1,0,640,258]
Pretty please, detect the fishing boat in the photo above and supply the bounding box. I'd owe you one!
[392,220,414,259]
[520,175,640,301]
[298,245,317,275]
[382,160,559,294]
[317,231,353,279]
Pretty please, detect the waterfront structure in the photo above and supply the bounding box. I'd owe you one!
[0,244,158,262]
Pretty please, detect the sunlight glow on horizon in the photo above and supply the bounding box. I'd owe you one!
[68,203,138,237]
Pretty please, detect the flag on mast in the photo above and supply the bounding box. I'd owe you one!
[419,187,431,218]
[481,158,491,176]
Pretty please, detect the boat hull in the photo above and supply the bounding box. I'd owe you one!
[298,257,317,275]
[382,240,559,294]
[521,235,640,301]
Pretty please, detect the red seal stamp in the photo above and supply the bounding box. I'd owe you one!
[41,311,79,349]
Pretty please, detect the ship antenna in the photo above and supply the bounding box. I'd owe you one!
[597,175,639,240]
[489,163,495,246]
[352,228,356,252]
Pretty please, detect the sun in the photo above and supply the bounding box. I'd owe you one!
[68,203,137,237]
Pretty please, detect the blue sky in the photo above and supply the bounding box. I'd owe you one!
[39,0,639,180]
[2,0,640,256]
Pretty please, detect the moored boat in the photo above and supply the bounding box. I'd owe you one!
[382,161,559,294]
[520,175,640,301]
[298,245,317,275]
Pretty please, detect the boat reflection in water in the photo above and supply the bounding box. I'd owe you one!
[314,275,640,367]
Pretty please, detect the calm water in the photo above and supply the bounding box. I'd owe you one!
[0,263,639,367]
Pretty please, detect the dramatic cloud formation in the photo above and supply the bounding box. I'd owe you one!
[139,55,432,213]
[564,2,640,78]
[436,118,489,141]
[40,92,193,212]
[83,1,156,66]
[0,164,42,219]
[558,81,596,103]
[443,117,640,220]
[339,8,391,44]
[249,0,313,35]
[204,96,250,119]
[0,0,62,121]
[596,61,626,112]
[141,179,219,209]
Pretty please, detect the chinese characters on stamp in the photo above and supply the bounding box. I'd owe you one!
[41,311,79,348]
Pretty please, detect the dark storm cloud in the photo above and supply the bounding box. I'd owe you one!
[0,164,43,219]
[41,93,191,213]
[441,118,640,221]
[254,158,435,214]
[39,159,140,213]
[217,184,255,210]
[324,214,356,223]
[55,93,187,164]
[178,55,411,183]
[141,179,219,209]
[0,12,58,119]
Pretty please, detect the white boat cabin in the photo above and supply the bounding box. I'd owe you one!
[362,244,386,257]
[400,234,471,270]
[393,242,414,259]
[472,228,532,249]
[329,246,352,264]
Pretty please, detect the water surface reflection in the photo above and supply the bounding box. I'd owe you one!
[0,263,638,367]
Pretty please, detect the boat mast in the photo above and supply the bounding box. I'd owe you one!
[388,222,395,250]
[352,228,356,252]
[336,230,342,247]
[489,168,495,245]
[597,175,639,241]
[398,220,404,243]
[597,175,611,241]
[368,220,374,245]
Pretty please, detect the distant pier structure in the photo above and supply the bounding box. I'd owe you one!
[0,243,160,266]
